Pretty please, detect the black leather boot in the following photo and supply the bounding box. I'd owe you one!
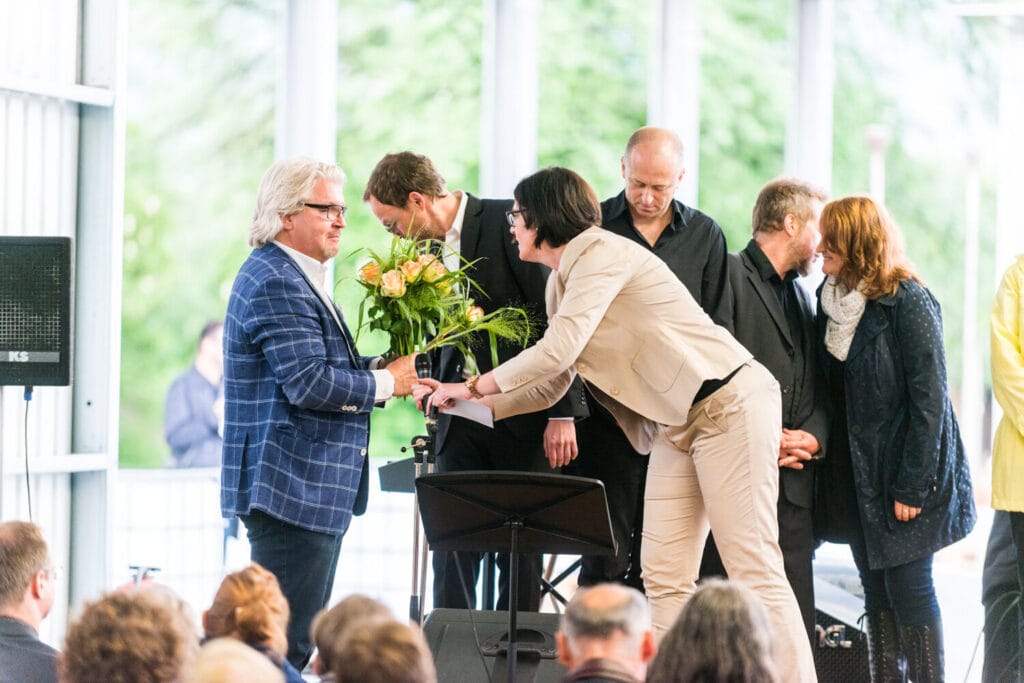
[866,609,907,682]
[900,620,945,683]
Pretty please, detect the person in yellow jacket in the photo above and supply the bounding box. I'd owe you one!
[988,254,1024,680]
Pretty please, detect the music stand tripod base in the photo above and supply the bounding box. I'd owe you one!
[415,471,616,683]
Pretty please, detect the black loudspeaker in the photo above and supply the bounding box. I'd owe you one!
[422,608,566,682]
[813,578,870,681]
[0,237,73,386]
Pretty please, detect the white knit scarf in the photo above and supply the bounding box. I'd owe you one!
[820,276,867,361]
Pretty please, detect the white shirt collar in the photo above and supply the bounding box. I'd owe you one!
[443,191,469,271]
[273,240,332,299]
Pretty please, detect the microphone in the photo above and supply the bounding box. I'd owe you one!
[414,354,438,421]
[415,353,432,379]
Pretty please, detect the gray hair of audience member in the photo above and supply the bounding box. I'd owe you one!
[560,583,651,657]
[645,579,778,683]
[249,157,347,248]
[751,177,828,236]
[310,593,393,674]
[184,637,285,683]
[0,521,49,608]
[331,619,436,683]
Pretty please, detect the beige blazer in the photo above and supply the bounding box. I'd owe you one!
[492,227,752,453]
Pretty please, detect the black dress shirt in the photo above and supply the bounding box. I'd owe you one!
[601,191,732,330]
[745,240,811,428]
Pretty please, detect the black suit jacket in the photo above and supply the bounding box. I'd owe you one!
[433,194,587,450]
[728,244,828,508]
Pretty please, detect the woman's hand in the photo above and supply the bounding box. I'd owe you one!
[894,499,921,522]
[413,378,473,413]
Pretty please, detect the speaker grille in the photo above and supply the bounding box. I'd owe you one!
[0,237,72,386]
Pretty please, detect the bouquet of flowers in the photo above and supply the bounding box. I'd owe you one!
[352,237,533,374]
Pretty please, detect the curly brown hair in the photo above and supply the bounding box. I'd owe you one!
[820,195,921,299]
[203,563,290,658]
[59,588,199,683]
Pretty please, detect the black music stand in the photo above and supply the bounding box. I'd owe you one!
[415,471,616,683]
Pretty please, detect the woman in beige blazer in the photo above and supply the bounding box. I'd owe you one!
[418,167,816,682]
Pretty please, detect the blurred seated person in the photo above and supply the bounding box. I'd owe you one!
[646,579,777,683]
[201,563,304,683]
[185,637,285,683]
[329,619,436,683]
[59,587,199,683]
[556,583,656,683]
[0,521,58,683]
[310,593,393,681]
[164,320,224,468]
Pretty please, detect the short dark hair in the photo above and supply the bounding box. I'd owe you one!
[513,167,601,249]
[751,177,827,235]
[363,152,448,207]
[198,320,223,347]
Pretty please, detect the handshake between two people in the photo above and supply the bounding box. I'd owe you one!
[410,377,493,415]
[382,355,493,417]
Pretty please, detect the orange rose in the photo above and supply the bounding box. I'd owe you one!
[400,258,424,282]
[358,260,381,285]
[379,269,407,298]
[421,258,447,284]
[466,305,485,322]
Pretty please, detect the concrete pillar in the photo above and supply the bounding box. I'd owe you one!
[480,0,540,197]
[648,0,701,207]
[275,0,338,162]
[785,0,834,190]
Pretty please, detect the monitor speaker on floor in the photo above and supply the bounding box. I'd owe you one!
[0,236,73,387]
[422,608,566,683]
[814,577,870,681]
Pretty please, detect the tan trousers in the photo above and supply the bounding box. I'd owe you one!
[641,361,817,682]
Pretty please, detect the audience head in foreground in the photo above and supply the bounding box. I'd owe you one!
[556,583,655,683]
[202,563,304,682]
[0,521,58,683]
[330,618,436,683]
[310,593,393,677]
[185,637,285,683]
[59,586,199,683]
[646,579,777,683]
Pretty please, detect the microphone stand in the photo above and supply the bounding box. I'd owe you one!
[405,354,437,625]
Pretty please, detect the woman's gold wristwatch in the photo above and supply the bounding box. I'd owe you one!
[465,375,484,399]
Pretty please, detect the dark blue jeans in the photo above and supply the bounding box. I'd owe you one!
[240,510,344,671]
[849,532,939,627]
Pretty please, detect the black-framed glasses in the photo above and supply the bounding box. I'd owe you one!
[505,209,524,227]
[304,202,348,221]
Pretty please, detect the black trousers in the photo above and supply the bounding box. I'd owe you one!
[565,405,648,589]
[700,492,816,641]
[983,510,1021,682]
[241,510,344,670]
[432,418,547,611]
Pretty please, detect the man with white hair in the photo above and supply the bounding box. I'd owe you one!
[0,521,58,683]
[221,157,420,669]
[555,584,656,683]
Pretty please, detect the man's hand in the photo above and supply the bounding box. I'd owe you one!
[386,353,420,397]
[894,499,922,522]
[543,420,578,469]
[778,428,820,470]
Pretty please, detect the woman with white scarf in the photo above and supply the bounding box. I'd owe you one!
[815,195,975,683]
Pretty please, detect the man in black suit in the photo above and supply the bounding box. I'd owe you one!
[364,152,587,611]
[0,521,58,683]
[699,177,829,641]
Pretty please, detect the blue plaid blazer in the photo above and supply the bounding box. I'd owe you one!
[221,243,377,535]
